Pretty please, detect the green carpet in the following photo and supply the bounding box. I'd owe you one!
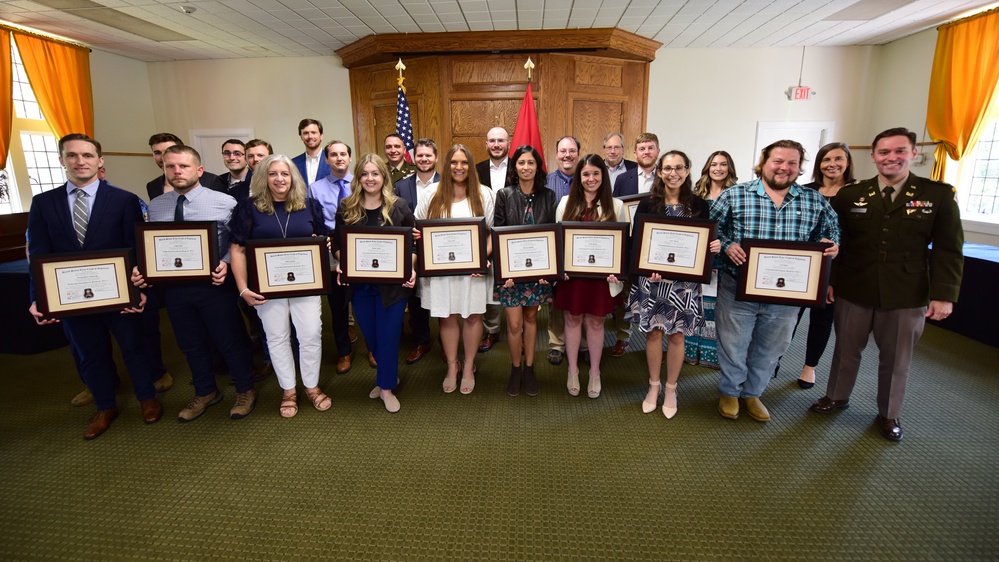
[1,308,997,561]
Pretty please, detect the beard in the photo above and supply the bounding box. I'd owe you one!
[763,171,795,191]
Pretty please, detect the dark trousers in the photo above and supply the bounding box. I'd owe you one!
[164,282,254,395]
[328,269,353,358]
[352,284,406,390]
[142,288,168,378]
[407,292,431,346]
[794,302,835,368]
[63,312,155,410]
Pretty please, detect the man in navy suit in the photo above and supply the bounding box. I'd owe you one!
[612,132,660,198]
[292,119,330,185]
[146,133,217,200]
[603,132,637,187]
[394,138,440,364]
[28,134,163,440]
[210,138,252,202]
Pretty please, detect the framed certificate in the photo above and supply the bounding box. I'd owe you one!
[561,222,629,279]
[737,239,833,307]
[492,224,562,283]
[246,237,330,299]
[619,194,649,233]
[31,249,140,318]
[630,215,716,283]
[416,218,488,277]
[136,221,219,283]
[340,225,413,284]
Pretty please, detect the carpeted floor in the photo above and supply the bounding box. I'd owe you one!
[1,307,997,561]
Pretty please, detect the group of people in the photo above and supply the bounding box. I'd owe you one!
[26,123,963,444]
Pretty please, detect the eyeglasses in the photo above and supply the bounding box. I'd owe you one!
[661,166,688,174]
[557,149,578,156]
[223,151,245,158]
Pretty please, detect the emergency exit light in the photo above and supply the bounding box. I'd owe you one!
[786,86,813,101]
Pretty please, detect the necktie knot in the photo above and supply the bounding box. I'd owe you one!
[882,185,894,205]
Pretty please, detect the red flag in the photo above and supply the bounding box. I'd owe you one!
[509,82,545,173]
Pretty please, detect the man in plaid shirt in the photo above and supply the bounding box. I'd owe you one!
[709,139,840,423]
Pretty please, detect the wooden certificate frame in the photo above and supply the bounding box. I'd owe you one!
[492,224,562,283]
[31,249,139,318]
[340,225,413,284]
[561,222,629,279]
[737,239,832,307]
[136,221,219,283]
[416,218,488,277]
[246,237,330,299]
[630,215,715,283]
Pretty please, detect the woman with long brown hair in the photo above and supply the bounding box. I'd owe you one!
[414,144,494,395]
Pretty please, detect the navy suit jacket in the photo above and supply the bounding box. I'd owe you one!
[146,171,218,201]
[292,152,331,185]
[394,172,440,213]
[612,167,643,197]
[27,180,145,301]
[210,169,252,203]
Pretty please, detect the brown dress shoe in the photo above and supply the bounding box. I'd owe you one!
[368,352,377,368]
[809,396,850,413]
[337,353,354,374]
[84,407,120,440]
[140,398,164,424]
[406,343,432,365]
[876,415,904,441]
[610,340,630,357]
[477,333,499,353]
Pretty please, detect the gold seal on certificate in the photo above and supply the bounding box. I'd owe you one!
[246,237,330,298]
[492,225,562,283]
[630,216,715,283]
[561,222,628,279]
[136,222,219,283]
[31,249,140,318]
[416,218,488,277]
[340,226,413,284]
[737,239,833,307]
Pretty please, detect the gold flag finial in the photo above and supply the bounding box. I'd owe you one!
[524,57,535,81]
[395,58,407,92]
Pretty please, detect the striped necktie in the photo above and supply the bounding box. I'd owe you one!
[73,189,88,247]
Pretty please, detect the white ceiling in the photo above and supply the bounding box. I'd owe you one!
[1,0,996,62]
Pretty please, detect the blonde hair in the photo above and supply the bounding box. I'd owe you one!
[694,150,738,199]
[426,144,485,219]
[341,154,399,226]
[249,154,307,214]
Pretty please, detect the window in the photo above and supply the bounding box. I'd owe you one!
[958,119,999,219]
[2,38,65,215]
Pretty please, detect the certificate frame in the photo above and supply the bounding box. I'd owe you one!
[629,215,716,283]
[737,239,832,307]
[619,194,649,233]
[416,218,488,277]
[246,237,330,299]
[340,225,413,284]
[491,224,563,283]
[136,221,219,283]
[31,249,140,319]
[561,221,629,279]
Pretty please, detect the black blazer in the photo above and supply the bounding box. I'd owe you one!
[146,171,218,201]
[210,170,252,203]
[493,185,557,227]
[476,158,511,189]
[332,198,416,308]
[394,172,440,213]
[612,167,642,197]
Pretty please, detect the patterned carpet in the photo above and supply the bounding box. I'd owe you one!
[1,307,997,561]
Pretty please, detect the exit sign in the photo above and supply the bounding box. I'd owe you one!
[792,86,811,100]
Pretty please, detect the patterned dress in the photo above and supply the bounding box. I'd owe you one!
[493,191,554,307]
[626,203,705,337]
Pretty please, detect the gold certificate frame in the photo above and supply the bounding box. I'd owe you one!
[340,225,413,284]
[630,215,715,283]
[561,221,629,279]
[246,237,330,299]
[492,224,562,283]
[416,218,488,277]
[737,239,832,307]
[136,221,219,283]
[31,249,139,318]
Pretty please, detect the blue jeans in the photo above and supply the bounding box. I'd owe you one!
[716,274,798,398]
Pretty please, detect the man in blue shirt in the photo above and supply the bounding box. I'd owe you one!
[308,140,355,373]
[710,139,840,423]
[544,136,580,365]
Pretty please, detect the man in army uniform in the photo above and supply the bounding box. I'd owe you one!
[810,127,964,442]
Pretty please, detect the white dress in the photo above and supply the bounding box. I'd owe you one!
[415,184,495,318]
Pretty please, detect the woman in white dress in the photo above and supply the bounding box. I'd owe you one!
[414,144,494,395]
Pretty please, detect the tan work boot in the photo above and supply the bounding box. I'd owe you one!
[229,389,256,420]
[177,390,223,422]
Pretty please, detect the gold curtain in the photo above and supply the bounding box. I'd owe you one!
[12,31,94,140]
[0,29,12,169]
[926,7,999,180]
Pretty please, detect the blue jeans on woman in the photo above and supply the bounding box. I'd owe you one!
[715,274,798,399]
[352,284,407,390]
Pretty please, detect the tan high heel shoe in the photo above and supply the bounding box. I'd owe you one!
[642,379,661,414]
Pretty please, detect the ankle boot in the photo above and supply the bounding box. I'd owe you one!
[523,364,538,396]
[507,364,523,396]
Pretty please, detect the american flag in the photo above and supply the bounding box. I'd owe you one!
[396,82,415,163]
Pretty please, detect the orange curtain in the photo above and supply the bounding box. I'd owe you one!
[926,7,999,181]
[0,29,12,170]
[12,31,94,140]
